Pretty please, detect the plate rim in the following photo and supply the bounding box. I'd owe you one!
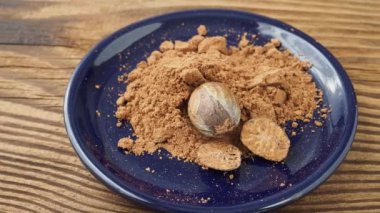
[64,8,358,213]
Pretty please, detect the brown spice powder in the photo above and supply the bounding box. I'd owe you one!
[116,25,320,164]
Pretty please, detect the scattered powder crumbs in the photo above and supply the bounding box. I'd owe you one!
[145,167,151,172]
[199,197,211,204]
[197,25,207,36]
[314,121,323,127]
[116,96,126,106]
[95,84,101,89]
[115,25,325,167]
[320,108,328,113]
[291,131,296,137]
[270,38,281,47]
[319,106,330,119]
[95,110,101,117]
[239,33,249,48]
[118,137,134,150]
[291,122,298,128]
[280,183,285,187]
[229,174,234,180]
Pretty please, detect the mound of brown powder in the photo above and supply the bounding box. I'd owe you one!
[115,25,320,164]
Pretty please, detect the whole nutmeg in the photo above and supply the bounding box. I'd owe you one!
[188,82,241,137]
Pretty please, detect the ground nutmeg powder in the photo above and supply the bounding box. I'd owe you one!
[115,25,323,167]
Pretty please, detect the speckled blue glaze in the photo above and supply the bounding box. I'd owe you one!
[64,9,358,213]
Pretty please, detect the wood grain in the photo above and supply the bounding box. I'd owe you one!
[0,0,379,212]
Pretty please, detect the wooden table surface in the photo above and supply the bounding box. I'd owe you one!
[0,0,379,212]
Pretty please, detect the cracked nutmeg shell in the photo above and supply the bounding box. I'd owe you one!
[188,82,241,137]
[240,118,290,162]
[197,142,242,171]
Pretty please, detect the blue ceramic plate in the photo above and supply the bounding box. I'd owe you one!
[64,9,358,212]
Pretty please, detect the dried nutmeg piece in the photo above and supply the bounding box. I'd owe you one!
[241,118,290,162]
[188,82,241,137]
[197,142,241,171]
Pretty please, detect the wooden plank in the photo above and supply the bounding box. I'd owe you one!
[0,0,379,212]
